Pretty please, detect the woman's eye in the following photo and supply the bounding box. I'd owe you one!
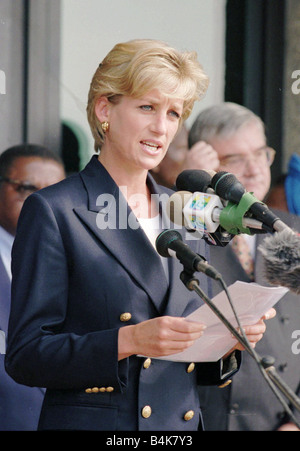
[140,105,153,111]
[169,110,181,119]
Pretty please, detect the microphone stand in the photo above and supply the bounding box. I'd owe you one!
[180,267,300,429]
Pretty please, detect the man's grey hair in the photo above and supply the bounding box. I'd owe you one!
[188,102,265,148]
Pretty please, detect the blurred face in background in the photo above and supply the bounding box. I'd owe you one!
[0,156,65,235]
[209,121,273,201]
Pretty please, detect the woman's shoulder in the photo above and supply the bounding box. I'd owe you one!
[40,171,83,198]
[26,171,86,216]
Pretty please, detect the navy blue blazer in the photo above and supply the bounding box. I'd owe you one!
[5,156,239,431]
[0,255,44,430]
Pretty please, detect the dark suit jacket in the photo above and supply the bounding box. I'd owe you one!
[0,255,44,430]
[5,156,239,431]
[198,210,300,431]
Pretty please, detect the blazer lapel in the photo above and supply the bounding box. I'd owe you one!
[73,156,169,313]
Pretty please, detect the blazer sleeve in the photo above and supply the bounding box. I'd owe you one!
[197,351,241,386]
[5,193,128,392]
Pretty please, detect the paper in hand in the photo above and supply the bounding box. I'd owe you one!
[154,281,288,362]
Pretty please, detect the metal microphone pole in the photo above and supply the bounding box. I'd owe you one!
[218,276,300,416]
[180,268,300,429]
[261,356,300,412]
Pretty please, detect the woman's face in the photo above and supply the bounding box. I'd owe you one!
[97,89,184,174]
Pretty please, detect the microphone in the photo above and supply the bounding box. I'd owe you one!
[155,229,221,280]
[175,171,300,294]
[166,190,267,236]
[211,171,290,233]
[175,170,245,246]
[176,169,216,194]
[258,228,300,295]
[176,169,291,234]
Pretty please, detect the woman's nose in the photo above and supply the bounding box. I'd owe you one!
[150,114,168,135]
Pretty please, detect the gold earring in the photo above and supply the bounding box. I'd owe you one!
[101,121,109,133]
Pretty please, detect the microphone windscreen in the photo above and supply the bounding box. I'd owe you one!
[176,169,212,192]
[166,191,192,226]
[211,171,245,203]
[258,228,300,295]
[205,169,217,179]
[156,230,182,258]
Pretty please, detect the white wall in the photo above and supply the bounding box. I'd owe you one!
[60,0,226,166]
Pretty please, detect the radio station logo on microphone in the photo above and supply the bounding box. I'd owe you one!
[95,188,215,240]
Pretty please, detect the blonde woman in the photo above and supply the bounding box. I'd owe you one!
[5,40,272,431]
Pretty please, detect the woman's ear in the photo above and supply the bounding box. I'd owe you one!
[95,96,110,123]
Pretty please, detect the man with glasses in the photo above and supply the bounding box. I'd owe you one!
[185,103,300,431]
[0,144,65,430]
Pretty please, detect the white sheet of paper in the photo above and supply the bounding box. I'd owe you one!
[154,281,288,362]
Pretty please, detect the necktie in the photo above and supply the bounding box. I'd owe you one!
[231,234,254,281]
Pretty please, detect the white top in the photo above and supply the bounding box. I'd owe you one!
[229,232,256,259]
[242,233,256,259]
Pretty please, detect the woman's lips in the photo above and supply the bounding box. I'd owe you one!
[141,140,162,155]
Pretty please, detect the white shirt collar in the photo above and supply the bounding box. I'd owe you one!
[230,233,256,259]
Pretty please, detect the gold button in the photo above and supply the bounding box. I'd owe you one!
[184,410,194,421]
[106,386,114,392]
[120,312,132,322]
[99,387,106,392]
[219,379,232,388]
[143,358,152,369]
[187,362,195,373]
[85,388,92,393]
[91,387,99,393]
[141,405,152,418]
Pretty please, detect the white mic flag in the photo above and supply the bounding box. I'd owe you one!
[167,190,265,236]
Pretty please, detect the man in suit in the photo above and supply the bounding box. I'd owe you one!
[0,144,65,430]
[186,102,300,431]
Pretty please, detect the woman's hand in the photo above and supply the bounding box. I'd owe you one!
[118,316,206,360]
[227,308,277,355]
[277,422,300,431]
[119,308,276,361]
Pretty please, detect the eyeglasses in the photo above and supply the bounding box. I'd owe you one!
[0,176,39,198]
[219,147,276,175]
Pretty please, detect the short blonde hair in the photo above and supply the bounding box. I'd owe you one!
[87,39,209,151]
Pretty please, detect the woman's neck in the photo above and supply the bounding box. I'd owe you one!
[98,153,157,219]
